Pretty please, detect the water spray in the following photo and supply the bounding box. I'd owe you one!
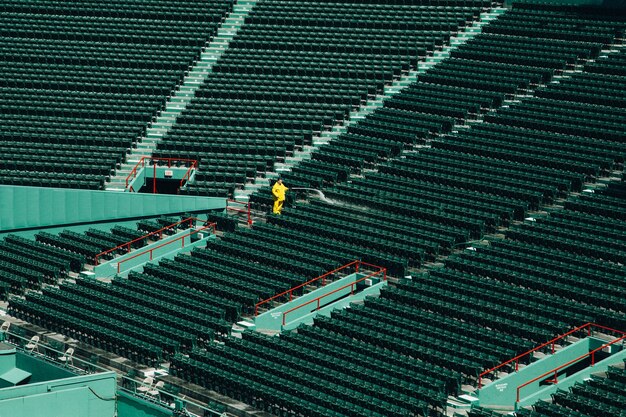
[290,187,370,211]
[291,188,336,204]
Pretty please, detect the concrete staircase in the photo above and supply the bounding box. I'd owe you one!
[232,6,507,201]
[105,1,257,191]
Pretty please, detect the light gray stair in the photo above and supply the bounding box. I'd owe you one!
[106,1,258,191]
[233,6,507,201]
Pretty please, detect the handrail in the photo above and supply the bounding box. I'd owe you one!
[94,217,202,264]
[226,199,252,226]
[116,221,216,274]
[282,266,386,326]
[124,156,198,191]
[479,322,626,388]
[516,328,626,403]
[254,260,360,316]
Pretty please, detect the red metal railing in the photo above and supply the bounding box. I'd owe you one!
[479,322,626,389]
[282,263,386,326]
[116,221,216,274]
[125,157,198,193]
[515,323,626,403]
[94,217,203,264]
[254,260,385,317]
[226,199,252,226]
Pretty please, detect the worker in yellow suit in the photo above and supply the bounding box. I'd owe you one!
[272,178,288,215]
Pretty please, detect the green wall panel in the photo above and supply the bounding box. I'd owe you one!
[0,372,116,417]
[117,391,173,417]
[0,186,225,233]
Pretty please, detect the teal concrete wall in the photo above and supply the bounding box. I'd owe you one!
[94,231,215,278]
[16,353,75,383]
[255,273,386,331]
[283,281,387,331]
[0,372,116,417]
[518,347,626,408]
[117,391,173,417]
[0,186,225,233]
[477,337,623,408]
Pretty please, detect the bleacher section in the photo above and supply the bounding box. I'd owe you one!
[0,1,625,417]
[250,4,625,210]
[153,0,493,197]
[0,0,233,189]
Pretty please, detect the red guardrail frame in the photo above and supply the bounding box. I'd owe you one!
[125,157,198,193]
[515,323,626,402]
[254,260,386,317]
[116,221,216,274]
[94,217,205,264]
[226,199,252,226]
[282,265,386,326]
[478,322,626,389]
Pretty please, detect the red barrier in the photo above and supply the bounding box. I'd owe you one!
[226,199,252,226]
[116,221,216,274]
[94,217,205,264]
[125,157,198,193]
[516,324,626,402]
[479,322,626,389]
[254,260,385,317]
[282,265,386,326]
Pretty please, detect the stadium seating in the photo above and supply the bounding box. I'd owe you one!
[1,1,625,416]
[0,0,233,189]
[159,0,492,197]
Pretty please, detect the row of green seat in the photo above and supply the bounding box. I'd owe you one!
[0,0,233,189]
[8,296,162,365]
[165,0,485,197]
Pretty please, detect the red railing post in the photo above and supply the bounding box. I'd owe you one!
[153,163,157,194]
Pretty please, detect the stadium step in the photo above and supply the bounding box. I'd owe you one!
[105,0,257,192]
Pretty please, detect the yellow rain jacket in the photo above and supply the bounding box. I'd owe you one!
[272,181,288,214]
[272,181,288,202]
